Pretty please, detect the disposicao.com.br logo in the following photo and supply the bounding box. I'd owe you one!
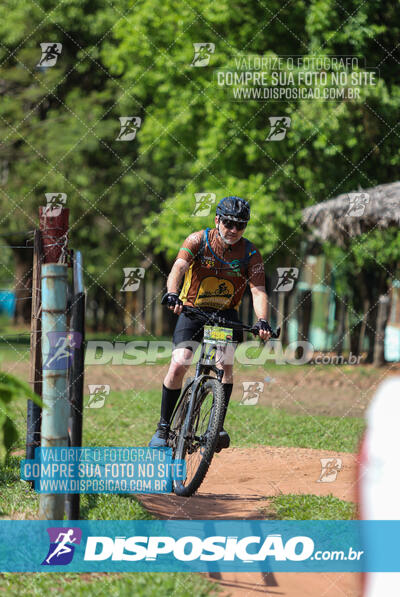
[35,525,364,572]
[84,534,314,562]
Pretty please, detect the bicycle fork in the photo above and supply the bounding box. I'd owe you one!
[181,376,203,444]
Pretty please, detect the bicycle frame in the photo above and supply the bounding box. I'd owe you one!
[169,308,280,494]
[169,307,280,438]
[170,329,232,428]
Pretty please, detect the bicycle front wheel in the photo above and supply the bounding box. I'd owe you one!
[173,378,224,497]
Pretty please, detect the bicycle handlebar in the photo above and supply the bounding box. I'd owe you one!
[180,305,281,339]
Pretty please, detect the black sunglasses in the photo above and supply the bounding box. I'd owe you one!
[220,217,247,230]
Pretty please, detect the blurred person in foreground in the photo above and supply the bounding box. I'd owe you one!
[358,376,400,596]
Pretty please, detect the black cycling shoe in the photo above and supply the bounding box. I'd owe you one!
[214,429,230,453]
[149,421,170,448]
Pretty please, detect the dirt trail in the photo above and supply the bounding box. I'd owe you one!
[139,445,358,518]
[138,446,361,596]
[207,571,360,596]
[5,358,365,593]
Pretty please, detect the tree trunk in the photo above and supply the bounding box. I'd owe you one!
[295,290,312,361]
[350,320,362,356]
[300,290,312,343]
[110,283,119,333]
[281,293,290,346]
[91,298,99,332]
[12,246,33,325]
[276,291,285,336]
[358,298,370,357]
[336,297,347,357]
[144,273,153,336]
[359,267,388,364]
[373,294,390,366]
[136,274,146,335]
[154,276,163,337]
[101,290,108,331]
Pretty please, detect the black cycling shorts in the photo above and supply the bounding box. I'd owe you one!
[172,307,244,351]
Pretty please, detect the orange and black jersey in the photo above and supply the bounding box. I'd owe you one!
[176,228,265,310]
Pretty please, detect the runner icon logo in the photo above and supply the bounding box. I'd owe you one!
[116,117,142,141]
[192,193,216,216]
[274,267,299,292]
[43,332,82,370]
[317,458,342,483]
[346,192,370,217]
[240,381,264,405]
[266,117,291,141]
[86,384,111,408]
[42,527,82,566]
[191,43,215,67]
[44,192,67,217]
[37,43,62,68]
[120,267,145,292]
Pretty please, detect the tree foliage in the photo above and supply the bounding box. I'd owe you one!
[1,0,399,314]
[0,370,40,460]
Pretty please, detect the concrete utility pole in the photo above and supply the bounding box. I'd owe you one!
[38,207,70,520]
[39,263,69,519]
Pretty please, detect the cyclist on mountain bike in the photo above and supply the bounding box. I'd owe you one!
[149,196,271,450]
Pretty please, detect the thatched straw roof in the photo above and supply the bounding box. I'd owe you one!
[302,181,400,244]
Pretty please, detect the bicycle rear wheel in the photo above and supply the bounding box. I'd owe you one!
[173,378,224,497]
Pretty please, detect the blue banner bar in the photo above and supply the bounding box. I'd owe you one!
[20,447,185,494]
[0,520,399,572]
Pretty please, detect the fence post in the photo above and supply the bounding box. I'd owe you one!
[26,230,43,464]
[39,263,69,520]
[137,274,146,335]
[65,251,85,520]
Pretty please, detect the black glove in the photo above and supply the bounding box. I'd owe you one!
[253,319,274,335]
[252,319,280,339]
[161,292,183,308]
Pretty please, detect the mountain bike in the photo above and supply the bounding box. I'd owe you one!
[168,306,280,497]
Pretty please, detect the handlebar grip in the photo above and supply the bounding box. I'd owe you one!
[273,327,281,339]
[250,325,281,339]
[161,292,181,306]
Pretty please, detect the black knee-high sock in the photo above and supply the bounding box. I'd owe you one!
[221,383,233,425]
[160,384,181,424]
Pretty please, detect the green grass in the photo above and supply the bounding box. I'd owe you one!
[227,400,365,453]
[1,377,363,595]
[0,571,218,597]
[85,332,171,343]
[3,385,364,518]
[0,341,30,362]
[0,456,154,521]
[268,494,356,520]
[0,457,39,518]
[6,387,365,458]
[67,388,364,453]
[0,317,31,362]
[0,457,218,597]
[79,388,365,453]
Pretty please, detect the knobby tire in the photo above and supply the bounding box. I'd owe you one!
[172,378,224,497]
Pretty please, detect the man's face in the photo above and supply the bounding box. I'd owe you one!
[215,216,247,244]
